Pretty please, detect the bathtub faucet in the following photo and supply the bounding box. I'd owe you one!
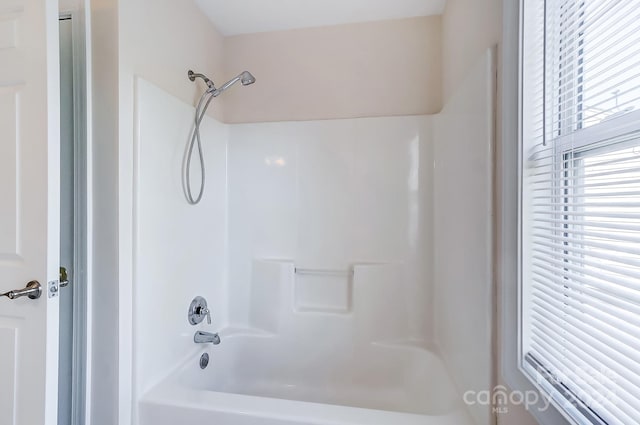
[194,330,221,345]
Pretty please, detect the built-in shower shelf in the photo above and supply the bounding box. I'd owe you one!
[294,267,353,314]
[292,262,396,314]
[294,267,354,277]
[248,259,412,341]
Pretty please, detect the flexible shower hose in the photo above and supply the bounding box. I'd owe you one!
[185,90,215,205]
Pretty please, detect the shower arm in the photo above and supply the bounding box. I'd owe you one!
[188,70,215,89]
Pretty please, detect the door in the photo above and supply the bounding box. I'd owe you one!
[0,0,61,424]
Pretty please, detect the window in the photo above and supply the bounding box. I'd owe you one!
[520,1,640,424]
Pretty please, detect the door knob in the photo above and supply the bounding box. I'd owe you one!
[1,281,42,300]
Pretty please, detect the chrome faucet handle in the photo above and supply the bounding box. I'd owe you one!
[199,306,211,324]
[188,296,212,325]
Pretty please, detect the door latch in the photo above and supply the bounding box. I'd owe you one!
[59,267,70,288]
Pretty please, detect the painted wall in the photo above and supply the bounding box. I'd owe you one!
[441,0,501,103]
[89,0,120,424]
[222,17,442,123]
[227,116,433,341]
[119,0,226,121]
[133,79,228,401]
[432,49,495,425]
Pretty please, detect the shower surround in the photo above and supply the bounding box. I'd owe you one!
[133,48,493,425]
[225,116,433,339]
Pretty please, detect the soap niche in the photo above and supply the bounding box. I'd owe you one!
[293,268,353,314]
[248,259,411,343]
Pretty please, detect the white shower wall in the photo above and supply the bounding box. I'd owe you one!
[133,79,229,399]
[227,117,434,342]
[132,78,434,386]
[133,80,437,401]
[433,49,495,425]
[133,65,495,424]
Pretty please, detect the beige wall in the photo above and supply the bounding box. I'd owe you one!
[89,0,120,423]
[442,0,501,103]
[222,16,442,123]
[119,0,226,121]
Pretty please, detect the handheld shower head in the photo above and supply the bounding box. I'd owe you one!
[185,69,256,205]
[210,71,256,97]
[240,71,256,86]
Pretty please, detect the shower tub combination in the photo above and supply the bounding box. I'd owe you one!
[135,71,477,424]
[139,330,473,425]
[138,261,474,424]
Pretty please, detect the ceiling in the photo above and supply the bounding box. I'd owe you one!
[194,0,447,36]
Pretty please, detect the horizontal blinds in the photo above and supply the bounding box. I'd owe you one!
[524,130,640,424]
[531,0,640,142]
[522,0,640,423]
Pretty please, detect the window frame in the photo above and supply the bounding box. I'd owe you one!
[499,1,571,423]
[519,112,640,425]
[510,0,640,424]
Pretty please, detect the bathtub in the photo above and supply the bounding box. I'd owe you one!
[139,331,473,425]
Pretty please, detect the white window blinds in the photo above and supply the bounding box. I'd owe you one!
[520,1,640,424]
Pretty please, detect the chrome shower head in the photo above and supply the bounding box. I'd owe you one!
[210,71,256,97]
[240,71,256,86]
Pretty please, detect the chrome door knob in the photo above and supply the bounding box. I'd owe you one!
[1,281,42,300]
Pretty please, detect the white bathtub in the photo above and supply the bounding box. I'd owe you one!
[139,331,473,425]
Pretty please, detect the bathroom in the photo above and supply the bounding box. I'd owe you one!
[1,1,639,425]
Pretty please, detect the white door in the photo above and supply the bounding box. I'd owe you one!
[0,0,61,424]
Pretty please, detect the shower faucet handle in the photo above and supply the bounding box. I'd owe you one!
[199,306,211,324]
[188,296,211,325]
